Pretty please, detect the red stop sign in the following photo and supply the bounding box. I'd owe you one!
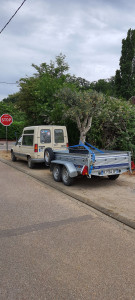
[0,114,13,126]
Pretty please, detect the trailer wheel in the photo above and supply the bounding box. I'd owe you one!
[53,165,62,182]
[108,174,120,180]
[11,151,16,162]
[44,148,54,166]
[61,166,74,186]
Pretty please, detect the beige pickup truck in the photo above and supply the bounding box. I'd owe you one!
[11,125,68,168]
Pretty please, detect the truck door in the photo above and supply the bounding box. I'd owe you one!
[39,127,53,155]
[20,130,35,160]
[53,128,68,150]
[13,136,22,157]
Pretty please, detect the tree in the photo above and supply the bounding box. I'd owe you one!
[90,77,116,96]
[66,75,91,91]
[115,29,135,99]
[32,53,69,78]
[17,54,70,125]
[2,92,19,104]
[115,70,121,97]
[58,87,105,143]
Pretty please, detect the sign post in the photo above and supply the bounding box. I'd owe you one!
[0,114,13,151]
[6,126,8,151]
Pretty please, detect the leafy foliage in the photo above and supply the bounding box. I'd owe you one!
[2,93,20,104]
[90,77,115,96]
[17,54,70,125]
[88,97,135,159]
[66,75,91,91]
[0,101,26,140]
[115,29,135,99]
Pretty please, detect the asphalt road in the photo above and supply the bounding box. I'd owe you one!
[0,161,135,300]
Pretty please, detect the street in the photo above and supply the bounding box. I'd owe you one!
[0,161,135,300]
[0,140,16,151]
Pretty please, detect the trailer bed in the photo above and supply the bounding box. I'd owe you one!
[50,142,131,185]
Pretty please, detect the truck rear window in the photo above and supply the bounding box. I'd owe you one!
[54,129,64,143]
[40,129,51,143]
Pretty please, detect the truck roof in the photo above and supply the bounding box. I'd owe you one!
[23,125,66,129]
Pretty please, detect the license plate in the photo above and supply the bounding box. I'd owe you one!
[105,169,118,175]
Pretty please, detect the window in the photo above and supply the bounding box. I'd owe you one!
[54,129,64,143]
[24,130,34,134]
[40,129,51,143]
[22,135,33,146]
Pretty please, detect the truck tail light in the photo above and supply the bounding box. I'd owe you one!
[131,161,135,170]
[67,143,69,148]
[34,144,38,152]
[82,165,88,176]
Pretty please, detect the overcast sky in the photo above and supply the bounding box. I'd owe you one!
[0,0,135,100]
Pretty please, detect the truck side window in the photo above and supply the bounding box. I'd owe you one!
[40,129,51,143]
[54,129,64,143]
[22,135,33,146]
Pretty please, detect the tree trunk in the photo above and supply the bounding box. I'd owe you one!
[76,115,92,144]
[79,131,86,143]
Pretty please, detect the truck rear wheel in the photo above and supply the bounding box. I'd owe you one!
[108,174,120,180]
[44,148,54,166]
[53,165,62,182]
[61,166,74,186]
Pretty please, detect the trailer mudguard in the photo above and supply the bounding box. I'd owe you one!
[50,160,78,178]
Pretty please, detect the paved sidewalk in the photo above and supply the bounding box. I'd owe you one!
[0,154,135,229]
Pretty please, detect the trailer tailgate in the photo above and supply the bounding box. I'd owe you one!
[92,151,131,176]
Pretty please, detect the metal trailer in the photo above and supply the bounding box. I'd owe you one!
[49,142,132,186]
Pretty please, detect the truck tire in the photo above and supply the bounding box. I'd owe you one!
[53,165,62,182]
[61,166,74,186]
[44,148,54,166]
[11,151,16,162]
[28,156,34,169]
[108,174,120,180]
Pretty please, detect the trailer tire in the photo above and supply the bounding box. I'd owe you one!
[53,165,62,182]
[61,166,74,186]
[44,148,55,166]
[108,174,120,180]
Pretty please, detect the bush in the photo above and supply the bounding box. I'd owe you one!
[87,97,135,160]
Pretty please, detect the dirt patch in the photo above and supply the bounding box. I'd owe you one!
[0,150,11,161]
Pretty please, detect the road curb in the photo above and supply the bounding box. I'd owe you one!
[0,157,135,230]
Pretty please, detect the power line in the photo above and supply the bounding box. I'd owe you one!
[0,0,27,34]
[0,81,17,85]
